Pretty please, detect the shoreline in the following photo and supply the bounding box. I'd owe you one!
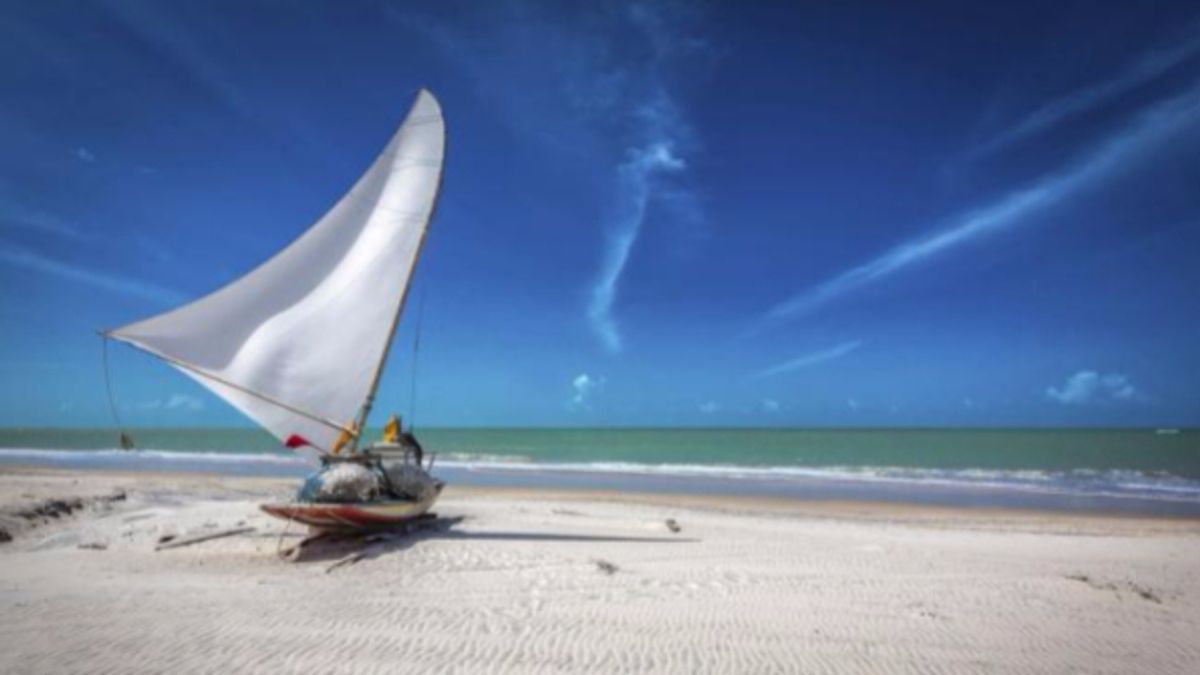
[4,465,1200,527]
[4,446,1200,518]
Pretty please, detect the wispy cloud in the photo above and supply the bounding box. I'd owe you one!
[756,340,863,379]
[0,361,71,371]
[588,136,687,352]
[1046,370,1143,405]
[0,243,185,304]
[975,33,1200,156]
[165,393,204,411]
[761,398,781,413]
[0,195,88,240]
[585,6,702,353]
[2,196,178,264]
[698,400,719,414]
[100,2,332,166]
[137,393,203,411]
[75,146,96,163]
[396,4,704,354]
[763,83,1200,324]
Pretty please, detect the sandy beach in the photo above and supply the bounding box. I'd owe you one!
[1,467,1198,674]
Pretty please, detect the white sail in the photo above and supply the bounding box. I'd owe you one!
[109,90,444,459]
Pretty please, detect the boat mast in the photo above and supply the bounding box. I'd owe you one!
[350,90,445,452]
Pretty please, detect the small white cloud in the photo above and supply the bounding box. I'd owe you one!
[761,398,780,413]
[699,400,719,414]
[1102,374,1138,401]
[847,398,860,411]
[569,373,602,409]
[165,393,204,411]
[76,147,96,163]
[1045,371,1142,405]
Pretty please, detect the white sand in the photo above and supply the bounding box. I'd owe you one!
[1,468,1198,674]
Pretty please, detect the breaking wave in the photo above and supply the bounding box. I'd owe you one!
[2,447,1199,505]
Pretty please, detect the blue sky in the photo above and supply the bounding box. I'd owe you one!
[2,1,1199,428]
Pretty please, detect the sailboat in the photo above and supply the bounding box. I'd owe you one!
[103,89,446,531]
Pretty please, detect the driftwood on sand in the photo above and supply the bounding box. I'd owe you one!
[154,526,256,551]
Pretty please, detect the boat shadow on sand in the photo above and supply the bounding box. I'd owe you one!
[280,515,698,571]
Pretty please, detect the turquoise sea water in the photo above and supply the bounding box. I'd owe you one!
[2,427,1198,514]
[1,426,1197,475]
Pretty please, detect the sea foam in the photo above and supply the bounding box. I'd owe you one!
[2,447,1199,505]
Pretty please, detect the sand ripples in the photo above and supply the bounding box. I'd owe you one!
[2,477,1198,673]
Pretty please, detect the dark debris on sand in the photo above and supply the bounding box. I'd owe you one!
[1066,573,1163,604]
[16,491,126,521]
[0,490,128,544]
[593,558,619,575]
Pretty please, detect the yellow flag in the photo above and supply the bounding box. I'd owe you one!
[330,423,357,455]
[382,415,400,444]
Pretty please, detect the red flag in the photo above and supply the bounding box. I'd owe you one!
[284,434,311,449]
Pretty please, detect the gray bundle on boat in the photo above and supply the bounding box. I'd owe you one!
[382,463,439,503]
[299,463,383,503]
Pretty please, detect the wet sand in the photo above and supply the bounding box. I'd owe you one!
[1,467,1198,673]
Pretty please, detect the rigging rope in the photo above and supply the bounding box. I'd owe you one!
[274,496,302,559]
[101,335,134,450]
[409,289,427,431]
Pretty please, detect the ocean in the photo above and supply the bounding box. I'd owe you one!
[2,427,1198,516]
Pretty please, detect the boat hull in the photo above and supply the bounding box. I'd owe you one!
[261,484,442,532]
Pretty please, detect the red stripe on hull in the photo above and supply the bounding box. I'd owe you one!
[261,494,440,532]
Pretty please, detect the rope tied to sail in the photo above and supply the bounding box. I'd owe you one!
[101,334,134,451]
[409,288,427,431]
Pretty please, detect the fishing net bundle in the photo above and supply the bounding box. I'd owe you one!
[297,459,439,503]
[299,463,383,503]
[382,462,439,502]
